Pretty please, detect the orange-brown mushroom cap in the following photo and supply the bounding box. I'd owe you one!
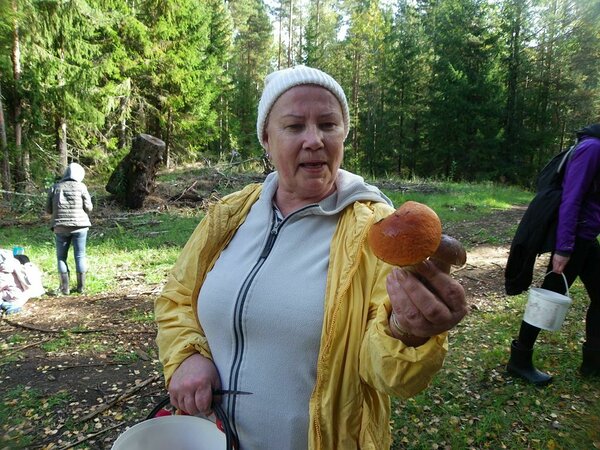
[368,201,442,266]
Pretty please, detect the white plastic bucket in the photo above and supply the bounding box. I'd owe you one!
[523,273,571,331]
[111,415,226,450]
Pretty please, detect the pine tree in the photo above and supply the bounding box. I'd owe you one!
[228,0,273,158]
[425,0,503,180]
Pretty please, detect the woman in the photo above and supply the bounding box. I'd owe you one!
[46,162,93,295]
[155,65,467,449]
[0,251,45,314]
[507,124,600,384]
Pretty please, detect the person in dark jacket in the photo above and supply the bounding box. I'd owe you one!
[507,124,600,384]
[46,163,93,295]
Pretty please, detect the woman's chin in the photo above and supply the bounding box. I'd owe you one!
[297,179,336,200]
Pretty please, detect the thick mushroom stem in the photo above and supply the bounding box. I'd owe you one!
[429,234,467,274]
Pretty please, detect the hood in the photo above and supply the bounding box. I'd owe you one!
[62,163,85,182]
[333,169,394,211]
[261,169,393,216]
[576,123,600,140]
[0,249,18,273]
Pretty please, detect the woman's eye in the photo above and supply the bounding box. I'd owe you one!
[287,124,303,131]
[321,122,337,130]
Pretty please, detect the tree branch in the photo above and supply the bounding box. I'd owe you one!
[76,373,161,424]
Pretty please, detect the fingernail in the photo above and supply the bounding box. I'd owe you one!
[395,268,407,280]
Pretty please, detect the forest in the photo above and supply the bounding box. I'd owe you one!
[0,0,599,194]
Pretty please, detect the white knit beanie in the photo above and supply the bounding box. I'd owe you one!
[256,65,350,149]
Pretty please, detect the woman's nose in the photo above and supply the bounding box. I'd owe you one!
[302,125,324,149]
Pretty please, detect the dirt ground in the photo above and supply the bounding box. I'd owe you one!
[0,179,531,449]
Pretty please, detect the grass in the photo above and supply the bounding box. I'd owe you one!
[390,279,599,449]
[127,308,155,323]
[376,179,533,223]
[111,348,142,364]
[1,208,203,295]
[2,172,599,449]
[0,387,73,448]
[40,333,72,353]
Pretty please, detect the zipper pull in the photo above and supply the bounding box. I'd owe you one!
[260,218,280,259]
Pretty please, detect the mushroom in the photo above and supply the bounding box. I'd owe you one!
[430,234,467,273]
[368,200,467,273]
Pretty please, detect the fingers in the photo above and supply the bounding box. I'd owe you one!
[169,380,214,416]
[196,388,214,417]
[552,254,569,274]
[167,353,220,416]
[387,268,436,337]
[386,262,467,337]
[413,260,467,316]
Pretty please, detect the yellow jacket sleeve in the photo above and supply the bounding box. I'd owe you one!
[154,216,213,387]
[359,299,448,399]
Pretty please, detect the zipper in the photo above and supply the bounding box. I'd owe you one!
[226,204,312,439]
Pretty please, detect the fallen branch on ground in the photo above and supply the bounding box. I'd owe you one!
[76,373,161,424]
[463,274,485,283]
[2,318,57,333]
[2,318,156,337]
[2,318,155,335]
[170,180,199,201]
[50,361,131,370]
[58,421,125,450]
[0,337,53,359]
[2,318,109,334]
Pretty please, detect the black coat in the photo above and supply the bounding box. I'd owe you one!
[504,189,561,295]
[504,123,600,295]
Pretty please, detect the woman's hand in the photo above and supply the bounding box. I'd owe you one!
[386,260,467,345]
[168,353,221,416]
[551,254,570,274]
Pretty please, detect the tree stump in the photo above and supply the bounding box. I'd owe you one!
[106,134,165,209]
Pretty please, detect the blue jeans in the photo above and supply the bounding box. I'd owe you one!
[55,229,88,274]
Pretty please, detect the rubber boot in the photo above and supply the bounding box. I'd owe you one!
[580,342,600,377]
[59,272,70,295]
[75,272,86,294]
[506,340,553,386]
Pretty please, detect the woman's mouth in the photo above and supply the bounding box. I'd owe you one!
[300,162,325,168]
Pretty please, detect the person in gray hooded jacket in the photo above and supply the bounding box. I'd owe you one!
[46,162,93,294]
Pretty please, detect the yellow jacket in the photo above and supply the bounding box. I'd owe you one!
[155,183,448,449]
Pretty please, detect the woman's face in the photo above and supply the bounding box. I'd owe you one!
[263,85,345,208]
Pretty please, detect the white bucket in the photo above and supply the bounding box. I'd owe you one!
[523,273,571,331]
[111,415,226,450]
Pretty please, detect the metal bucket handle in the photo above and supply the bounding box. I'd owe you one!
[542,271,569,297]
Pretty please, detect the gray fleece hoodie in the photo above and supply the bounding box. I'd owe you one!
[197,169,392,450]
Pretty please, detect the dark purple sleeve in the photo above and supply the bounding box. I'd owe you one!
[556,138,600,253]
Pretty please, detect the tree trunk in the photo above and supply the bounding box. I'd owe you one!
[11,0,27,191]
[287,0,293,66]
[0,81,11,197]
[164,107,172,169]
[105,133,165,209]
[56,116,68,172]
[118,96,128,151]
[277,3,283,69]
[351,49,361,171]
[315,0,320,50]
